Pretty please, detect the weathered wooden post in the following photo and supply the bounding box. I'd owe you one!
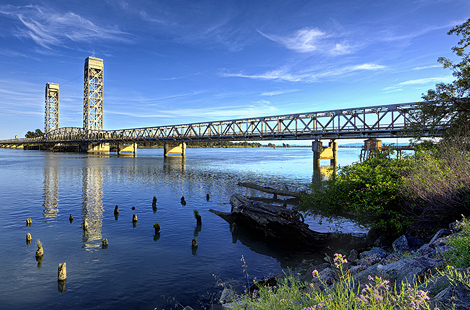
[58,262,67,280]
[181,196,186,206]
[153,222,160,234]
[69,214,73,223]
[194,209,202,226]
[206,194,210,201]
[58,262,67,292]
[102,238,108,249]
[114,205,119,221]
[35,240,44,259]
[26,218,32,226]
[26,233,32,245]
[152,196,157,211]
[82,219,88,230]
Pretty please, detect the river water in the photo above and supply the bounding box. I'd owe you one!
[0,147,364,309]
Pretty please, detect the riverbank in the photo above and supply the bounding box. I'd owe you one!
[217,217,470,309]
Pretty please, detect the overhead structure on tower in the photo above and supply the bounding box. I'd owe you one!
[45,83,59,134]
[83,57,104,132]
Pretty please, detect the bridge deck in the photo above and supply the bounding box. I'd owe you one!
[0,102,434,145]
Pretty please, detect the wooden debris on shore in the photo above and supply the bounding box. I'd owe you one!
[210,194,331,247]
[237,182,302,198]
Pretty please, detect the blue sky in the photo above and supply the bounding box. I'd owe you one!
[0,0,468,142]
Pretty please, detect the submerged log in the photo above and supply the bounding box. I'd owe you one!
[210,194,331,247]
[237,182,302,198]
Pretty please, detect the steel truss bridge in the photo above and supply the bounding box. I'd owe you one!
[0,102,430,145]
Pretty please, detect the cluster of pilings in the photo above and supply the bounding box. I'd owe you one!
[23,191,211,292]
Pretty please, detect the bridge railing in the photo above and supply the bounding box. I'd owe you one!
[0,102,445,145]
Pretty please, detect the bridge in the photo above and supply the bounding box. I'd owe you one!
[0,56,440,170]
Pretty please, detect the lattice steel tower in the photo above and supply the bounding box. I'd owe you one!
[83,57,104,132]
[45,83,59,134]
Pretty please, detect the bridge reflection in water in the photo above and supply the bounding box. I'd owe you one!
[42,158,59,222]
[81,158,104,251]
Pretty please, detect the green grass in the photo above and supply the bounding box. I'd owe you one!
[226,254,455,310]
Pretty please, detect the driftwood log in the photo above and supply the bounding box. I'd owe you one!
[237,182,302,198]
[210,194,332,247]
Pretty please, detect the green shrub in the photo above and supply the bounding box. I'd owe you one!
[403,139,470,227]
[443,217,470,268]
[300,149,411,234]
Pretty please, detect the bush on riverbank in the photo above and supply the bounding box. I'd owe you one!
[300,138,470,237]
[402,138,470,232]
[299,148,412,235]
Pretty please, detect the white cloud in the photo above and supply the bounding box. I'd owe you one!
[107,103,279,123]
[0,5,130,49]
[413,64,442,70]
[383,75,454,93]
[261,89,299,96]
[259,27,353,55]
[398,76,453,85]
[223,63,385,83]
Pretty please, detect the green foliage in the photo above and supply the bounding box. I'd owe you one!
[193,209,199,217]
[229,254,437,310]
[25,129,44,138]
[408,19,470,139]
[443,217,470,268]
[402,139,470,228]
[153,222,160,230]
[300,149,411,234]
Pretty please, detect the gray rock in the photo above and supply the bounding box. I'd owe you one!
[372,234,390,247]
[353,263,382,286]
[361,247,387,259]
[417,244,437,257]
[377,257,436,291]
[429,228,451,245]
[357,254,383,266]
[433,282,470,310]
[319,267,339,286]
[219,287,237,304]
[407,236,425,250]
[348,249,358,263]
[392,235,409,252]
[419,275,450,297]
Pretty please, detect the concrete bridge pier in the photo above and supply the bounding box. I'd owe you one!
[163,142,186,157]
[312,139,338,182]
[81,142,110,153]
[117,143,137,156]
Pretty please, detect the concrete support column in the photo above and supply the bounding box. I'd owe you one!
[81,142,110,153]
[312,139,322,171]
[329,139,338,166]
[164,142,186,157]
[117,143,137,156]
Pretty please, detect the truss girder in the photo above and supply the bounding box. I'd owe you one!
[1,102,450,145]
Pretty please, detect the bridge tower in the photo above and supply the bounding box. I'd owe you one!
[81,57,109,153]
[45,83,59,134]
[83,57,104,132]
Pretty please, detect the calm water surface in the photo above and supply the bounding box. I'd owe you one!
[0,147,364,309]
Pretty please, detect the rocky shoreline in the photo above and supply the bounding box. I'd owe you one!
[295,218,470,309]
[215,218,470,309]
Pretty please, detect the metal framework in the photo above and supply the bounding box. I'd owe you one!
[45,83,59,134]
[83,57,104,132]
[2,102,443,146]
